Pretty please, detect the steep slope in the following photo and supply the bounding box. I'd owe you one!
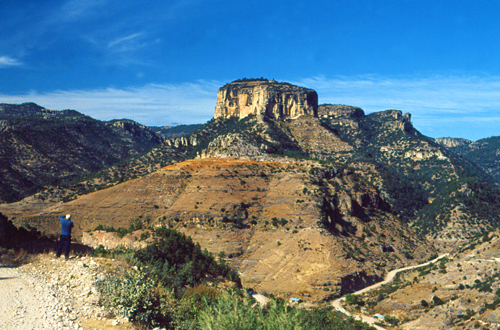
[342,229,500,329]
[0,158,436,301]
[0,103,162,203]
[318,107,500,248]
[436,136,500,184]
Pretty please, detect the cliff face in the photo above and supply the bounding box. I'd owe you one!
[435,137,472,148]
[214,80,318,120]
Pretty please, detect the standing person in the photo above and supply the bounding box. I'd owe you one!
[56,214,73,259]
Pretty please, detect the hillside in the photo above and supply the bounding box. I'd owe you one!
[2,80,500,303]
[0,103,162,203]
[0,157,437,302]
[436,136,500,184]
[339,229,500,329]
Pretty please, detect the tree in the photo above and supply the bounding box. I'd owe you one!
[345,293,359,305]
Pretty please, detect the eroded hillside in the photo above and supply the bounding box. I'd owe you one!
[341,230,500,329]
[0,157,436,301]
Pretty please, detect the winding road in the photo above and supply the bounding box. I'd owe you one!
[332,253,449,330]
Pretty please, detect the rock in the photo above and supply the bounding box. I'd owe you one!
[214,79,318,121]
[318,104,364,118]
[340,271,383,295]
[338,194,353,215]
[434,137,472,148]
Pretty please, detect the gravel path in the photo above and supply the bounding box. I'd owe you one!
[0,265,80,330]
[0,255,130,330]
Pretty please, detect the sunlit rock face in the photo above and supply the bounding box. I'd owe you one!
[214,79,318,120]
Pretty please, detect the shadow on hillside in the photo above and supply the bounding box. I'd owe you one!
[0,213,93,265]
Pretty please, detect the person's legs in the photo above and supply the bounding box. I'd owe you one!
[56,235,70,258]
[64,236,71,259]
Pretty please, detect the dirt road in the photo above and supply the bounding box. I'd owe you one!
[0,254,135,330]
[0,266,76,330]
[332,254,449,330]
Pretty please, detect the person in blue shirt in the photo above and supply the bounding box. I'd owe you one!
[56,214,74,259]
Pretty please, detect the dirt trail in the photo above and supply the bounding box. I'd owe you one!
[0,254,133,330]
[332,254,449,330]
[0,266,74,330]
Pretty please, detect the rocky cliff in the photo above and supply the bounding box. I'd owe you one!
[214,79,318,120]
[435,137,473,149]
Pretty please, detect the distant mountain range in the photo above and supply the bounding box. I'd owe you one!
[0,102,162,203]
[436,136,500,184]
[149,124,203,139]
[1,79,500,305]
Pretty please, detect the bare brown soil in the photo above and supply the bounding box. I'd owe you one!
[0,157,436,301]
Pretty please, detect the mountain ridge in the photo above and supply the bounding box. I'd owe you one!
[2,80,500,305]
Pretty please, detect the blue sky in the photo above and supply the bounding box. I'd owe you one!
[1,0,500,140]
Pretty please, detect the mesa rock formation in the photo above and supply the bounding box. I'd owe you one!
[214,79,318,120]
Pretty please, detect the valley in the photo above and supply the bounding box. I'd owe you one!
[2,78,500,329]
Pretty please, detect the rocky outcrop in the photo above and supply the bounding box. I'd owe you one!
[370,110,414,133]
[164,135,198,148]
[340,271,382,295]
[214,79,318,120]
[318,104,364,118]
[197,133,261,158]
[435,137,472,148]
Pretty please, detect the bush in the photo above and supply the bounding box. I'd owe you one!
[432,296,444,306]
[196,290,376,330]
[134,227,240,294]
[96,269,175,328]
[345,293,359,305]
[384,315,399,326]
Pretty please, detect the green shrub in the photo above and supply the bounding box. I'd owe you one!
[197,290,376,330]
[345,293,359,305]
[96,269,174,328]
[384,315,399,326]
[134,227,240,294]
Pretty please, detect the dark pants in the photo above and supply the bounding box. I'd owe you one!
[56,235,71,259]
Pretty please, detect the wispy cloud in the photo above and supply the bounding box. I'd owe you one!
[0,80,222,126]
[296,75,500,114]
[0,56,22,68]
[1,75,500,140]
[108,33,144,48]
[49,0,110,23]
[294,75,500,140]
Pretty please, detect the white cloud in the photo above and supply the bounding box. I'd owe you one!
[293,75,500,140]
[108,33,144,48]
[1,75,500,140]
[0,80,222,126]
[295,75,500,114]
[49,0,110,23]
[0,56,22,68]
